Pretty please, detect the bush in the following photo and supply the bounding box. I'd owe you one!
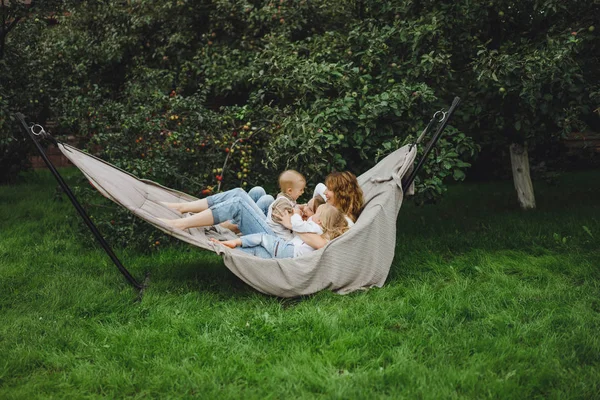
[4,1,483,249]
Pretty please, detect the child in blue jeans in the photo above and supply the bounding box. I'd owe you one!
[210,204,348,259]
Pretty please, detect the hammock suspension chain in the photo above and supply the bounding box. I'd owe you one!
[412,109,446,150]
[368,106,453,186]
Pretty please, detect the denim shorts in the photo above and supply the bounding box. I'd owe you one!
[240,233,295,259]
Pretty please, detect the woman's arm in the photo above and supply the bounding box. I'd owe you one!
[291,214,322,234]
[296,232,328,250]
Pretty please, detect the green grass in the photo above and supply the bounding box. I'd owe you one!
[1,168,599,399]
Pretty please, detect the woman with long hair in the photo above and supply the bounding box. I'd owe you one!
[323,171,364,224]
[296,171,364,250]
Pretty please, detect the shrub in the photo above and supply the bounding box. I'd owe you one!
[6,1,482,249]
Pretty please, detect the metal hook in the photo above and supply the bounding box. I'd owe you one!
[433,111,447,123]
[30,124,46,137]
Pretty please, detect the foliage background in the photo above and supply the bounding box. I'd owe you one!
[1,0,598,247]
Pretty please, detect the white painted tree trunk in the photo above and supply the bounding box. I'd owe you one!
[510,143,536,210]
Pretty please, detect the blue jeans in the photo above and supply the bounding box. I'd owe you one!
[247,186,274,216]
[240,233,295,259]
[207,188,275,236]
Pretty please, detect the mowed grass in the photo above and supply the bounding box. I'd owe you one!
[1,168,599,399]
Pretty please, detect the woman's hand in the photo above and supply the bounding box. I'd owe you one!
[279,211,293,230]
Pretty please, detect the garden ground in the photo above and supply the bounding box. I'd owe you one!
[0,168,599,399]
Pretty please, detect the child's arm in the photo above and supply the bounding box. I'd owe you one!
[290,214,323,234]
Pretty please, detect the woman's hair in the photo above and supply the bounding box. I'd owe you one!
[319,204,349,240]
[324,171,364,222]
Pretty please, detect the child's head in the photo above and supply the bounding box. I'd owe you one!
[313,204,349,241]
[279,170,306,201]
[303,195,326,219]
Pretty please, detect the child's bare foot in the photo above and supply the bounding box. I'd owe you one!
[209,238,241,249]
[160,201,186,213]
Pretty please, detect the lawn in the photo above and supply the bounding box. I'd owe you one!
[1,168,599,399]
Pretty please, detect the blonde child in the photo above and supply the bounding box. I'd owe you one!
[212,204,349,259]
[266,170,306,240]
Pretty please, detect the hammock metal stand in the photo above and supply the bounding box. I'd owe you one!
[14,96,459,294]
[15,113,149,297]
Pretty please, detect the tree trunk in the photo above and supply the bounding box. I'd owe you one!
[509,143,536,210]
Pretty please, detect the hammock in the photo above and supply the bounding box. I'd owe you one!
[16,97,460,297]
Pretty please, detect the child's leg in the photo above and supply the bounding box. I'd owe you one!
[240,234,294,259]
[209,237,241,249]
[259,234,295,258]
[240,233,264,247]
[238,234,278,259]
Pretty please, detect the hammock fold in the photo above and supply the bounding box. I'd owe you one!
[58,143,417,297]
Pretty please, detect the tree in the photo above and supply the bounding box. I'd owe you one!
[5,0,595,216]
[0,0,68,59]
[446,0,597,209]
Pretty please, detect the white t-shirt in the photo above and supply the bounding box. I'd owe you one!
[290,214,323,257]
[291,214,323,235]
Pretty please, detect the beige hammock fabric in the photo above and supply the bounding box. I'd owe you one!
[58,143,417,297]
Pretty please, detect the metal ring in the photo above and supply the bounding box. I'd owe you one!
[433,111,447,123]
[30,124,46,137]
